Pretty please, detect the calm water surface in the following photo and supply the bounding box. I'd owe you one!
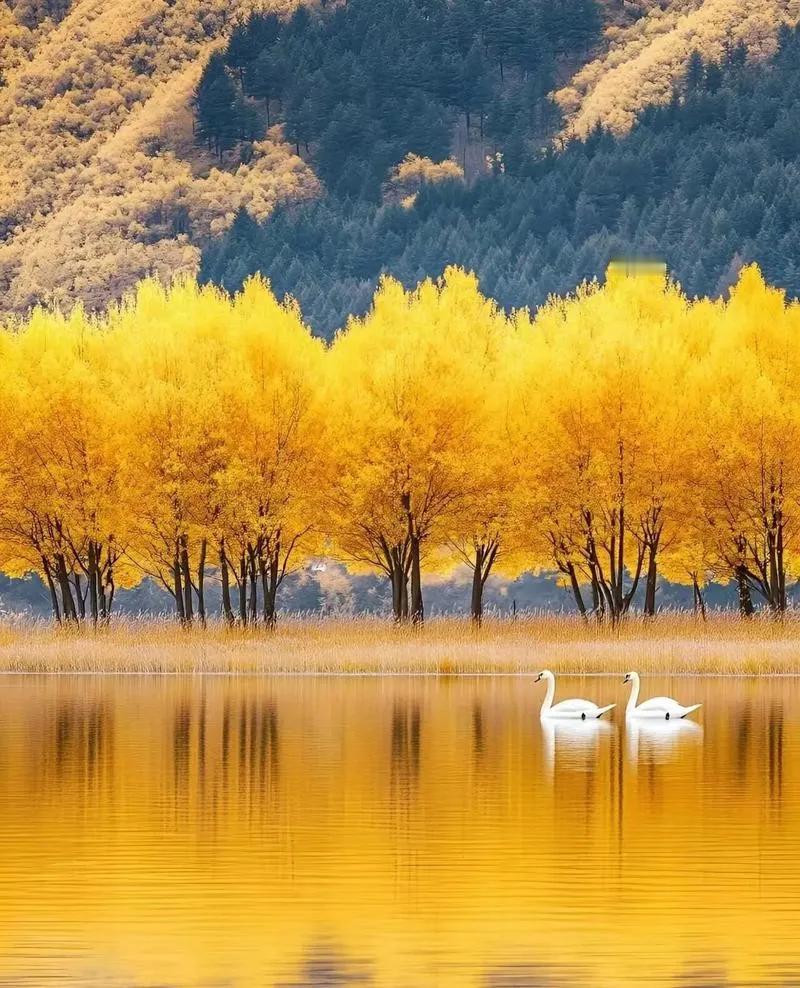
[0,674,798,987]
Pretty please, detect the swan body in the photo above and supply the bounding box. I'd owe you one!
[623,671,701,720]
[536,670,615,720]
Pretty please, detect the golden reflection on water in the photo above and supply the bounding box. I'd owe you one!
[0,674,798,986]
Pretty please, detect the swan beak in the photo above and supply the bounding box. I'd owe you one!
[534,673,542,683]
[622,675,630,684]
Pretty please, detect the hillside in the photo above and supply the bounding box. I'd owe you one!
[202,26,800,336]
[3,0,798,320]
[0,0,318,315]
[558,0,799,136]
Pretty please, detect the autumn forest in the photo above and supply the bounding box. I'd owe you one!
[5,4,800,984]
[3,0,800,622]
[1,262,796,627]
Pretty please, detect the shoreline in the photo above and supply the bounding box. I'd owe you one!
[1,613,800,675]
[0,669,798,678]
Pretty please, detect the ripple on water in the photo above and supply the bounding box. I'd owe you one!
[0,674,797,986]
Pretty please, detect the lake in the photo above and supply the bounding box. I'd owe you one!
[0,674,797,986]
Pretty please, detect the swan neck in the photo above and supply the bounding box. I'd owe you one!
[626,675,640,714]
[541,675,555,714]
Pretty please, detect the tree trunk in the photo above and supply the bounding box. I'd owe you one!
[777,520,786,612]
[590,571,601,618]
[173,550,186,625]
[55,555,78,624]
[584,518,609,621]
[470,540,499,625]
[180,536,193,625]
[644,543,658,617]
[247,543,258,623]
[88,542,99,626]
[389,543,409,622]
[692,573,707,621]
[390,554,403,622]
[615,505,625,618]
[566,562,588,619]
[96,567,106,623]
[196,538,207,626]
[238,552,248,626]
[585,525,613,620]
[767,515,786,614]
[409,535,423,625]
[470,560,484,625]
[258,550,270,625]
[73,573,85,621]
[103,555,115,620]
[266,542,279,627]
[42,556,61,624]
[736,565,754,617]
[403,493,423,625]
[220,540,234,626]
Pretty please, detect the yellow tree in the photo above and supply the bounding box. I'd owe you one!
[215,276,328,627]
[440,315,515,624]
[0,306,132,624]
[327,267,507,623]
[695,265,800,615]
[506,264,693,620]
[109,278,230,625]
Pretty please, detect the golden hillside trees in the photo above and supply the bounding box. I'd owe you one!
[556,0,799,137]
[1,262,800,624]
[0,0,318,319]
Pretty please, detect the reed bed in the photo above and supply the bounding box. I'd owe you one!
[0,611,799,674]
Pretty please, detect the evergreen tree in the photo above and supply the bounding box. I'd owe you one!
[194,54,241,159]
[200,15,800,338]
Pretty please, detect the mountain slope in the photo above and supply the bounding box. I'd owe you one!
[0,0,318,314]
[558,0,800,135]
[3,0,799,320]
[201,27,800,336]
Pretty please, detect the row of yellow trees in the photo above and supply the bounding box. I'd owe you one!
[0,262,796,626]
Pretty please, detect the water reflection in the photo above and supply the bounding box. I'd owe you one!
[625,717,704,765]
[768,701,784,807]
[482,961,582,986]
[390,702,421,799]
[0,675,796,986]
[541,717,614,776]
[275,942,372,986]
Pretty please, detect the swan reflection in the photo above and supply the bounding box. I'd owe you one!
[625,716,703,764]
[541,717,615,775]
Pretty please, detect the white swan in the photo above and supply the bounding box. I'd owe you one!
[623,671,701,720]
[535,669,615,720]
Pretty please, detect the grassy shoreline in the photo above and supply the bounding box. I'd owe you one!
[1,613,800,675]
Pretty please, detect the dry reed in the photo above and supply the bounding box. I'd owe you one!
[0,611,799,675]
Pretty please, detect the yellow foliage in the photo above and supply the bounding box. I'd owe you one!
[0,0,319,319]
[384,154,464,207]
[502,261,800,618]
[325,268,509,619]
[1,261,799,624]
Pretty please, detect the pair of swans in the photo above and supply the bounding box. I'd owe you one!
[535,669,701,721]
